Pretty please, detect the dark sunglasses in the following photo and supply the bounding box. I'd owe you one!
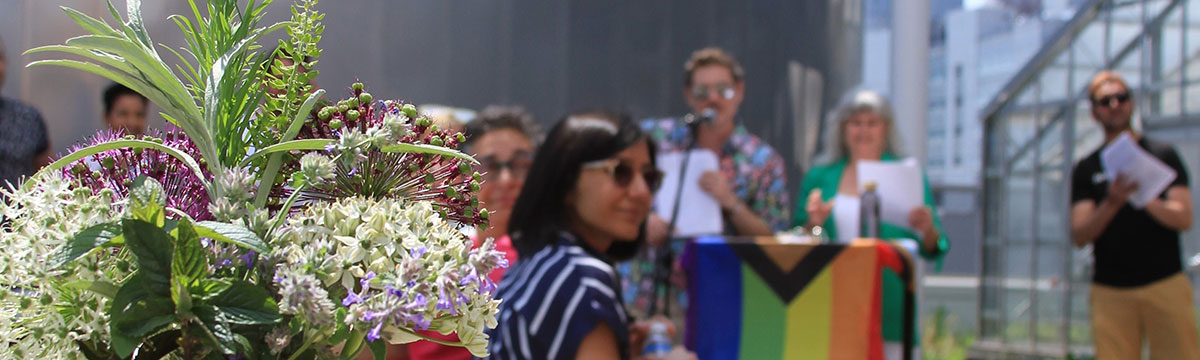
[690,83,736,101]
[582,159,664,191]
[1092,92,1131,108]
[476,152,533,179]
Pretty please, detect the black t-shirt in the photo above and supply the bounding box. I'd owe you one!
[1071,137,1190,287]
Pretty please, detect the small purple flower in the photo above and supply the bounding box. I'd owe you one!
[386,285,404,299]
[410,293,427,308]
[219,259,233,268]
[238,250,256,268]
[367,321,384,342]
[342,292,364,306]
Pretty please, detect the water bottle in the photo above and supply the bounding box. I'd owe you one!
[860,181,881,239]
[642,322,672,360]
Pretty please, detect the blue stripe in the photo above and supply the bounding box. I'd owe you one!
[687,237,743,359]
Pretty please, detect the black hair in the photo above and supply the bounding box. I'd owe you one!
[507,110,655,262]
[462,105,542,152]
[102,82,148,116]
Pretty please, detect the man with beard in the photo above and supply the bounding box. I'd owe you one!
[1070,71,1199,359]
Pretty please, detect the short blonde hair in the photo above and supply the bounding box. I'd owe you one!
[813,89,904,165]
[1088,70,1130,102]
[684,47,745,86]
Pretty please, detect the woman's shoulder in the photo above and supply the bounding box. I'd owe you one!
[802,161,846,182]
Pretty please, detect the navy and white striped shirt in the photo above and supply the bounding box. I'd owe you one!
[485,232,630,360]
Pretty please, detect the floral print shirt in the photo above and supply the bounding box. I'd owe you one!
[640,117,790,232]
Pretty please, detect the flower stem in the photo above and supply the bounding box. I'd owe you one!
[266,183,308,240]
[288,331,327,360]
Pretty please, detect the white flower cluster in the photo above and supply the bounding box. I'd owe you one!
[272,196,506,357]
[0,174,127,359]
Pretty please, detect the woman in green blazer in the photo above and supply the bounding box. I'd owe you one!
[794,90,948,358]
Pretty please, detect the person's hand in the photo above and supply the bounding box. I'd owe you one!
[908,206,936,236]
[1106,173,1139,205]
[629,316,676,356]
[805,189,834,228]
[646,214,672,247]
[698,171,739,209]
[662,346,698,360]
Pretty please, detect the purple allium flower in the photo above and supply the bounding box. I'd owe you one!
[59,127,213,220]
[287,83,487,227]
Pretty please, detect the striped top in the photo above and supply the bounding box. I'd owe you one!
[485,232,630,360]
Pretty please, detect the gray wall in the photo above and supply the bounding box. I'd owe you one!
[3,0,863,199]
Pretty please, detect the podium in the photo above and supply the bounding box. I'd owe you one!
[682,237,915,360]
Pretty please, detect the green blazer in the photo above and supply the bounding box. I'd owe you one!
[792,155,949,343]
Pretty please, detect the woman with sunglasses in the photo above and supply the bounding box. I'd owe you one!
[485,110,694,360]
[795,89,948,360]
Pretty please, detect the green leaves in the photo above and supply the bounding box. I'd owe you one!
[50,222,122,268]
[195,221,270,254]
[109,273,176,358]
[172,219,208,283]
[122,219,175,288]
[380,143,479,164]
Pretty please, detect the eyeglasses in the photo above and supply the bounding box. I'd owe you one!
[690,83,736,101]
[476,152,533,179]
[581,159,664,191]
[1092,92,1131,108]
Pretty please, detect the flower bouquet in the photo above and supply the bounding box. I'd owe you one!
[0,0,505,358]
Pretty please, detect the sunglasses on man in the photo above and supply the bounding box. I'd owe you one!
[1092,92,1131,108]
[582,159,664,191]
[690,83,736,101]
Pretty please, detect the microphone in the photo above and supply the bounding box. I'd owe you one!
[683,108,717,127]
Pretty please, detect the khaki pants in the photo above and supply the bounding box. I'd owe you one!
[1091,273,1200,359]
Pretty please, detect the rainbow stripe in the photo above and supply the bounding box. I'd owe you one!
[684,237,901,360]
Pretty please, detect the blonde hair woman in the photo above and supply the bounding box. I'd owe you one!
[794,89,948,360]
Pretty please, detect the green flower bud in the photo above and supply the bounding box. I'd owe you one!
[346,97,359,108]
[456,133,467,142]
[352,82,365,91]
[402,104,419,118]
[19,297,32,309]
[101,157,115,169]
[346,109,360,121]
[430,136,444,147]
[319,107,332,120]
[445,187,459,199]
[480,209,491,220]
[458,162,471,174]
[338,103,350,113]
[473,172,483,182]
[470,180,481,192]
[39,294,53,305]
[359,92,373,104]
[330,119,343,129]
[424,173,436,184]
